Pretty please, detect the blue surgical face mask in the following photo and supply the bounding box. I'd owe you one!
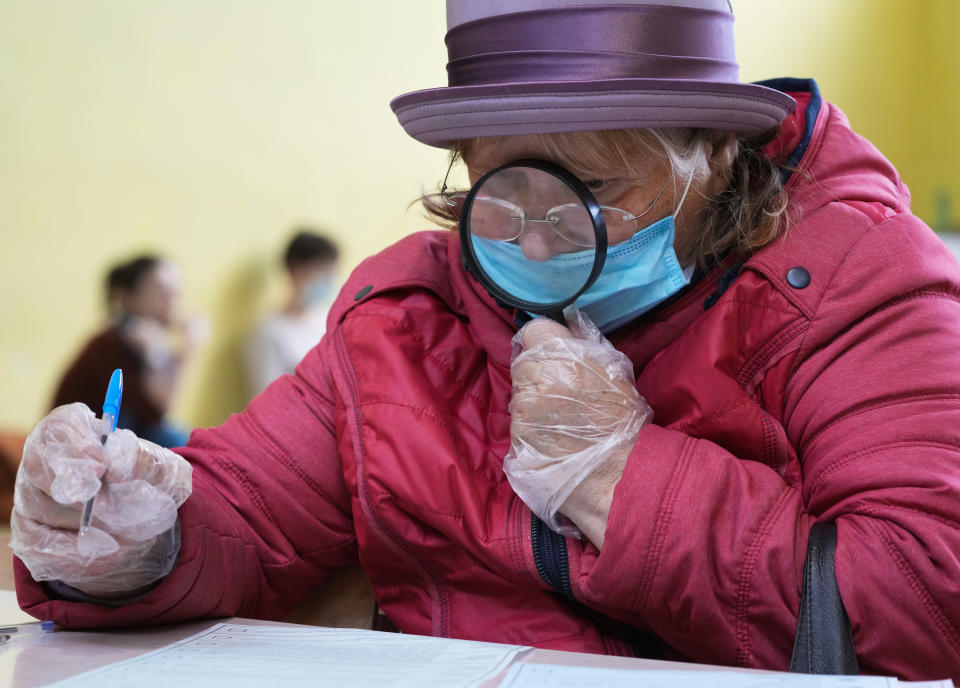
[472,214,691,332]
[300,276,333,309]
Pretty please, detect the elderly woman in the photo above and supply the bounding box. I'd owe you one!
[12,0,960,682]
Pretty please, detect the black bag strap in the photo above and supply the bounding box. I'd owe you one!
[789,522,859,674]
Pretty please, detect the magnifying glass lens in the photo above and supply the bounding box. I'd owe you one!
[466,166,599,309]
[468,197,520,241]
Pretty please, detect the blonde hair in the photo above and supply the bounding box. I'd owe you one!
[421,127,790,267]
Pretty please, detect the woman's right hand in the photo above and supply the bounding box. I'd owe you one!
[11,403,193,597]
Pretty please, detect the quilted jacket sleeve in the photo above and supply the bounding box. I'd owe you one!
[14,333,358,627]
[568,213,960,682]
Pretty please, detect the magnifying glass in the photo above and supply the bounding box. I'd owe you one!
[457,159,608,324]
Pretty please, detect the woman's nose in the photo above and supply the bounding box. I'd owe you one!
[517,223,562,261]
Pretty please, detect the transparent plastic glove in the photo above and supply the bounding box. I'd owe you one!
[11,402,193,597]
[504,306,652,537]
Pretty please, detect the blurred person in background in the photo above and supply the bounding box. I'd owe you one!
[51,255,207,448]
[245,229,340,396]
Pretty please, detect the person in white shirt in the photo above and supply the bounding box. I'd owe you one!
[246,230,340,397]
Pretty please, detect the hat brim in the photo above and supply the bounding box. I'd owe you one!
[391,79,796,148]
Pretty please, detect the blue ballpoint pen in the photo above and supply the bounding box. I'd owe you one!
[79,368,123,537]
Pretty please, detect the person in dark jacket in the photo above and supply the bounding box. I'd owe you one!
[11,0,960,682]
[51,255,203,448]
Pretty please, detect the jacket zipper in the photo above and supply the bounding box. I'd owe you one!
[333,328,450,636]
[531,514,658,658]
[530,514,574,599]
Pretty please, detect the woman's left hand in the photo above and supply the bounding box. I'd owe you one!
[504,307,652,547]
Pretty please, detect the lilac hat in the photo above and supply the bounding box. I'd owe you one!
[391,0,796,148]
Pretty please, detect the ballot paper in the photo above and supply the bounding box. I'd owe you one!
[46,623,525,688]
[498,663,956,688]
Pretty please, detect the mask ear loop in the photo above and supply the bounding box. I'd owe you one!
[671,135,701,218]
[675,168,694,216]
[618,137,701,227]
[672,146,700,274]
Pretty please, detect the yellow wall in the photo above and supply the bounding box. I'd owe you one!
[1,1,956,432]
[0,1,452,430]
[734,0,959,228]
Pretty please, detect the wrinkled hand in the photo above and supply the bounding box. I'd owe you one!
[504,307,652,544]
[11,403,193,597]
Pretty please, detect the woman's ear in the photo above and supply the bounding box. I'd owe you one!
[707,132,738,180]
[701,132,737,197]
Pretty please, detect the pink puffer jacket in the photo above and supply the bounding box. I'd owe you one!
[17,80,960,681]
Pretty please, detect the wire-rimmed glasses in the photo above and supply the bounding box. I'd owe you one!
[444,170,671,248]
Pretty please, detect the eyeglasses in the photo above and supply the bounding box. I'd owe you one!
[443,171,672,248]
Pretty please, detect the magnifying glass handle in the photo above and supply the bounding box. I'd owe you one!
[545,310,566,325]
[515,310,565,327]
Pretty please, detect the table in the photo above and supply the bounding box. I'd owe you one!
[0,617,729,688]
[0,531,761,687]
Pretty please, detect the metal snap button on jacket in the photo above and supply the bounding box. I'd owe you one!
[786,267,811,289]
